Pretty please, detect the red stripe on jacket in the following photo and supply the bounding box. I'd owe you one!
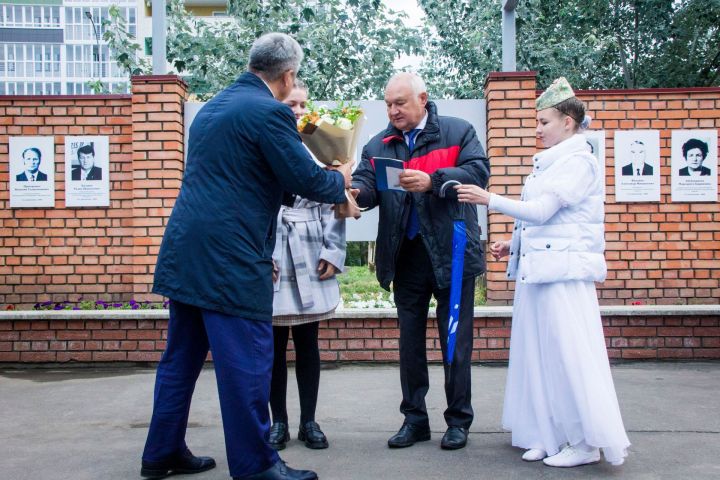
[408,145,460,174]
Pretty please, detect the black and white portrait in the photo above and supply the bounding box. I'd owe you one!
[614,130,660,202]
[671,130,717,202]
[9,136,55,208]
[65,136,110,207]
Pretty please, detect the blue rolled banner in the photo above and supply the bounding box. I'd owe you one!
[446,219,466,365]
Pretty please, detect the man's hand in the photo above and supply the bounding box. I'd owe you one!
[334,188,362,219]
[399,169,432,192]
[329,160,355,188]
[317,260,338,280]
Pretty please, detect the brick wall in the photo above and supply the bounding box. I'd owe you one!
[0,94,135,306]
[0,74,719,364]
[484,72,720,305]
[0,76,186,308]
[130,76,188,301]
[0,310,717,363]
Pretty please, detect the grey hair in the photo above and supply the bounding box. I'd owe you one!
[248,33,304,82]
[386,72,427,96]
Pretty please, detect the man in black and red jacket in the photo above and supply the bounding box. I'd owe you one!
[352,72,490,451]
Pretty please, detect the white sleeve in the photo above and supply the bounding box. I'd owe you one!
[488,192,564,224]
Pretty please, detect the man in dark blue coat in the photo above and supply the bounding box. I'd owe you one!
[140,33,351,480]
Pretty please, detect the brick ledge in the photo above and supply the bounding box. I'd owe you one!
[1,304,717,321]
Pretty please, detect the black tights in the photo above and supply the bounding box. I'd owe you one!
[270,322,320,426]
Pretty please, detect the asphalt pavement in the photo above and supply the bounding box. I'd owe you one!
[1,362,719,480]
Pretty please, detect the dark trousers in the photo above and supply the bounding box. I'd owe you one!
[270,322,321,426]
[142,299,279,478]
[393,236,475,429]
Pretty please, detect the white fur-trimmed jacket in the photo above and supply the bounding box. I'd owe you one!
[490,134,606,284]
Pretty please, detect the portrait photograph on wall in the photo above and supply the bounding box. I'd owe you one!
[584,130,606,197]
[8,136,55,208]
[671,129,718,202]
[614,130,661,202]
[64,136,110,207]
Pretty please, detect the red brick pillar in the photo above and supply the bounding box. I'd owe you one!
[131,75,188,301]
[483,72,538,305]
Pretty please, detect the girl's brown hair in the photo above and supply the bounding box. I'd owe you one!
[554,97,585,129]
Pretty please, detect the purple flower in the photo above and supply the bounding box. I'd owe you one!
[132,304,140,310]
[53,304,64,310]
[73,307,80,310]
[113,303,122,308]
[41,301,52,306]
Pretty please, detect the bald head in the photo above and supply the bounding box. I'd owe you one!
[384,72,428,132]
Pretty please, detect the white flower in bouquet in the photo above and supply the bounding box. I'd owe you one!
[297,101,365,166]
[320,113,336,125]
[336,117,353,130]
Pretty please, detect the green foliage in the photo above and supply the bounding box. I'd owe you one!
[345,241,370,266]
[33,299,167,310]
[419,0,720,96]
[418,0,501,99]
[105,0,423,99]
[104,5,151,76]
[339,265,395,307]
[339,266,487,307]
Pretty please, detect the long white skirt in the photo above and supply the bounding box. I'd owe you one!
[501,279,630,465]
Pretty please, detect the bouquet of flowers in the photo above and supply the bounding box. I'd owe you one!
[297,101,365,166]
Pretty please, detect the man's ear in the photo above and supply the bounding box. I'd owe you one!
[419,91,428,106]
[284,70,295,89]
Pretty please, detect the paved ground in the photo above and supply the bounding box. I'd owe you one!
[1,362,719,480]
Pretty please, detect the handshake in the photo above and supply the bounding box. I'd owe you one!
[327,160,362,219]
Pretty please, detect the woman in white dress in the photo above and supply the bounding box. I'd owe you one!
[455,77,630,467]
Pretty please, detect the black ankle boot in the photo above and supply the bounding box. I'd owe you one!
[298,421,328,449]
[268,422,290,450]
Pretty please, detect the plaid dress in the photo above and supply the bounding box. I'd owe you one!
[271,196,346,326]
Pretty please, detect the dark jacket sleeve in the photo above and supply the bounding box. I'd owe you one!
[351,143,379,210]
[259,105,346,204]
[430,123,490,194]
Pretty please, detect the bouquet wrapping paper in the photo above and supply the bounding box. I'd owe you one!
[298,104,365,166]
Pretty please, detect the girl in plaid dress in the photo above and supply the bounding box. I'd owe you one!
[268,80,346,451]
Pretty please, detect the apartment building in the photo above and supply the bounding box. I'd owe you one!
[0,0,226,95]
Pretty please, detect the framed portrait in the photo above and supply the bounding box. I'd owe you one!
[614,130,661,202]
[584,130,606,198]
[671,130,717,202]
[64,136,110,207]
[9,136,55,208]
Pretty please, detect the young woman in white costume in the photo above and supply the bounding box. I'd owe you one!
[455,78,630,467]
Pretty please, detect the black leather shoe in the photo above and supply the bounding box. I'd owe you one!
[233,459,317,480]
[268,422,290,450]
[298,421,329,449]
[141,448,216,479]
[441,426,469,450]
[387,422,431,448]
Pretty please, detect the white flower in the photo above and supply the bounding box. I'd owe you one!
[320,113,336,125]
[336,117,353,130]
